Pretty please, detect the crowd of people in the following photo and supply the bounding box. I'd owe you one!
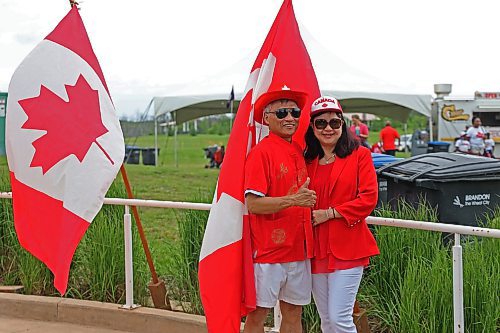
[455,117,495,158]
[204,90,497,333]
[236,86,500,333]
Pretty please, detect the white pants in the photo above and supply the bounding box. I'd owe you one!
[312,266,364,333]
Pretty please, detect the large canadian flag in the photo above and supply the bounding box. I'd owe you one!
[6,7,124,295]
[198,0,320,331]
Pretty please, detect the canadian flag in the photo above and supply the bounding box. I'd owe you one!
[198,0,320,331]
[6,6,124,295]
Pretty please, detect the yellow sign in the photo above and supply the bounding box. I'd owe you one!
[441,104,470,122]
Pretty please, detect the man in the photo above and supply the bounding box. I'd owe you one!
[379,120,400,156]
[349,114,370,148]
[243,88,316,333]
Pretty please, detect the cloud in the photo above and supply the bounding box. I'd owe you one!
[14,33,38,45]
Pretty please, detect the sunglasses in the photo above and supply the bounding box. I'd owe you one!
[267,107,301,119]
[313,118,343,130]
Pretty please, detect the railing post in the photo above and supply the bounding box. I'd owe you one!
[452,233,464,333]
[270,301,281,332]
[121,205,139,309]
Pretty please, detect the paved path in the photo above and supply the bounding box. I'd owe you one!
[0,316,132,333]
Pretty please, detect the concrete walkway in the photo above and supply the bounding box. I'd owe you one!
[0,294,207,333]
[0,316,132,333]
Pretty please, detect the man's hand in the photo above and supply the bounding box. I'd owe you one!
[292,178,316,207]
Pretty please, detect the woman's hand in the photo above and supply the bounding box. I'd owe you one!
[312,209,330,227]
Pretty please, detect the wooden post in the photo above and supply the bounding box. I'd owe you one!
[353,300,371,333]
[120,165,171,310]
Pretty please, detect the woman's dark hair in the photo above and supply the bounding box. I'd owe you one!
[304,112,360,162]
[471,116,480,124]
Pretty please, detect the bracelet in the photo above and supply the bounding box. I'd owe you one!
[327,207,334,219]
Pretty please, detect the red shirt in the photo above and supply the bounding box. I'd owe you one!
[306,147,380,262]
[244,132,314,264]
[310,163,369,274]
[349,123,369,141]
[380,126,400,150]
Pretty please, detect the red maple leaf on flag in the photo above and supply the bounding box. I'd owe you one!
[19,74,113,174]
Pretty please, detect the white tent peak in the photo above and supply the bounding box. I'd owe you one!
[152,21,432,124]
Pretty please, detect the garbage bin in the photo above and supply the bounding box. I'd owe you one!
[411,129,429,156]
[142,148,159,166]
[427,141,450,153]
[124,146,140,164]
[372,153,403,207]
[377,152,500,226]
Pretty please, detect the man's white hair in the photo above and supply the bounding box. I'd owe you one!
[263,99,294,113]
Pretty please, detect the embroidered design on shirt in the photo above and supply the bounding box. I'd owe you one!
[271,228,286,244]
[277,163,288,179]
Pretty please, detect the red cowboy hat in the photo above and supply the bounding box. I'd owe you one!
[254,85,308,114]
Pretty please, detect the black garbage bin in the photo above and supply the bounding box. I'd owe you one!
[142,148,159,166]
[427,141,450,153]
[371,153,403,207]
[377,152,500,226]
[124,146,140,164]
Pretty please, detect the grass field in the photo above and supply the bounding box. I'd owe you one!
[120,134,229,273]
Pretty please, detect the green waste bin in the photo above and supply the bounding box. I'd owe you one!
[142,148,159,166]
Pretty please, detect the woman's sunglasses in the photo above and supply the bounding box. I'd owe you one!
[266,107,301,119]
[313,118,343,130]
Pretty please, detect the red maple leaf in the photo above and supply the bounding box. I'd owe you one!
[18,74,113,174]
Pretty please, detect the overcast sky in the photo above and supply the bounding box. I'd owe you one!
[1,0,500,117]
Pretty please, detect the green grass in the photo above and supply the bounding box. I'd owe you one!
[0,171,149,303]
[119,134,226,276]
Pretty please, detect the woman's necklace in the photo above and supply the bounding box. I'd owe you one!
[323,153,336,164]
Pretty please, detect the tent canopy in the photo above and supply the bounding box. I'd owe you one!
[153,90,431,124]
[152,24,432,124]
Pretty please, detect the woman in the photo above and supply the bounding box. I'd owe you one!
[466,117,486,155]
[305,96,379,333]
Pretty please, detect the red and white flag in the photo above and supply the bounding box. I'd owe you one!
[6,6,124,295]
[198,1,320,331]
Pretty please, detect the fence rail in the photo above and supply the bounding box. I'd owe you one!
[1,191,499,333]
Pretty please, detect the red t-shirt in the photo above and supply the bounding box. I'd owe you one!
[310,163,369,274]
[244,133,313,264]
[380,126,400,150]
[349,123,369,141]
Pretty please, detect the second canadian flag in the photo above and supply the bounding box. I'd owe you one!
[198,0,320,332]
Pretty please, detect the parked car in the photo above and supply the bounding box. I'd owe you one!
[397,134,412,152]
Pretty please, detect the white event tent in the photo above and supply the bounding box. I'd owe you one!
[147,27,433,165]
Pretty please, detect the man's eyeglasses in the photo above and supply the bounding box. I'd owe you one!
[313,118,343,130]
[266,107,301,119]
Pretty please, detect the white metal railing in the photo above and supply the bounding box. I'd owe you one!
[1,192,499,333]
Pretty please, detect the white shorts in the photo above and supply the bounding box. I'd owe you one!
[253,260,312,308]
[470,145,484,155]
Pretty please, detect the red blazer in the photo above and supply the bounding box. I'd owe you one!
[307,146,380,260]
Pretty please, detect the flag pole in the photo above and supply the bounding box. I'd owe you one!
[229,99,234,132]
[64,0,169,309]
[65,0,170,310]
